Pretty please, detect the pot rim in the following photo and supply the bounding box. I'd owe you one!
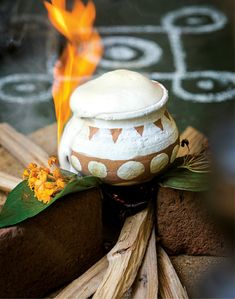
[79,80,168,121]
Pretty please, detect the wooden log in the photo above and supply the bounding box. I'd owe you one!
[0,123,48,167]
[0,171,21,193]
[93,205,153,299]
[158,245,189,299]
[54,256,108,299]
[178,126,207,157]
[131,227,158,299]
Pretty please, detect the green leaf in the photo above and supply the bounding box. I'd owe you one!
[0,176,101,228]
[159,167,209,192]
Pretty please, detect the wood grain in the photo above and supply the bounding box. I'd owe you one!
[54,256,108,299]
[0,172,21,193]
[0,123,49,167]
[158,245,189,299]
[178,126,207,157]
[131,227,158,299]
[93,205,153,299]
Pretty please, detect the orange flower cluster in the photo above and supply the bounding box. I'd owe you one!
[23,157,67,204]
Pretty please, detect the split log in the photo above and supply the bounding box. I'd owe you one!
[54,256,108,299]
[178,126,207,157]
[131,227,158,299]
[0,123,48,167]
[0,171,21,193]
[158,245,189,299]
[93,204,153,299]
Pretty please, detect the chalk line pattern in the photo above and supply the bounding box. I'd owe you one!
[0,6,234,104]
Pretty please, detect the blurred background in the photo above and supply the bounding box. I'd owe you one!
[0,0,235,297]
[0,0,234,134]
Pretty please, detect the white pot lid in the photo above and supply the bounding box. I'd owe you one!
[70,69,168,120]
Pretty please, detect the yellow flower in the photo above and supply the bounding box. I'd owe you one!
[48,156,58,167]
[28,162,37,170]
[56,178,66,189]
[38,171,48,183]
[28,177,37,190]
[23,169,30,179]
[44,181,56,189]
[22,156,68,204]
[53,168,62,179]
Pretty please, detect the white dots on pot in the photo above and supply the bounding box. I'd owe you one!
[170,145,180,163]
[70,155,82,171]
[117,161,145,180]
[88,161,108,178]
[150,153,169,174]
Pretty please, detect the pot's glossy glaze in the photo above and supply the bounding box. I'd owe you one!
[59,70,179,185]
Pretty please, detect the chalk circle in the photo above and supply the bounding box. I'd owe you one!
[174,71,235,103]
[197,79,214,90]
[0,74,52,104]
[170,145,180,163]
[163,6,227,33]
[117,161,145,180]
[14,83,36,92]
[150,153,169,174]
[186,16,205,26]
[105,46,136,61]
[88,161,107,178]
[70,155,82,172]
[100,36,162,69]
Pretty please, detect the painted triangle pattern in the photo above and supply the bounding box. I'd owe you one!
[89,126,99,140]
[135,125,144,136]
[154,119,163,131]
[110,128,123,143]
[164,110,171,121]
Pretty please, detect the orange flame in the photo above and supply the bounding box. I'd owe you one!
[44,0,103,143]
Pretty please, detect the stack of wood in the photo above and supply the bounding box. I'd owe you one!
[0,123,208,298]
[53,204,189,299]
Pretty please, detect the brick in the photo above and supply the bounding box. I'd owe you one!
[157,187,226,256]
[0,188,103,298]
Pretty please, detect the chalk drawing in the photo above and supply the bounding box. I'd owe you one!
[0,14,53,104]
[100,36,162,69]
[0,6,234,104]
[0,74,52,104]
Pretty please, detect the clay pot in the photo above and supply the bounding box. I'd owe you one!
[59,70,179,185]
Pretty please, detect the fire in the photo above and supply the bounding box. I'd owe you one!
[44,0,103,143]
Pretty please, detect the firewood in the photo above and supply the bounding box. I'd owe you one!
[0,123,48,167]
[93,204,153,299]
[54,256,108,299]
[178,126,207,157]
[0,171,21,193]
[131,227,158,299]
[158,245,189,299]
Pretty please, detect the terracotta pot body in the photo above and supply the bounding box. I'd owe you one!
[59,71,179,185]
